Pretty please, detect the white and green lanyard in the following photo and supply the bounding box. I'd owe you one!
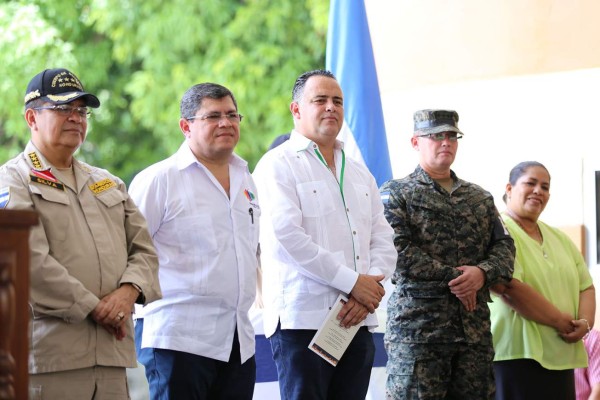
[313,147,358,271]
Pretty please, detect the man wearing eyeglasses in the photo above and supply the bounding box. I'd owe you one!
[0,68,161,398]
[129,82,259,399]
[379,109,515,399]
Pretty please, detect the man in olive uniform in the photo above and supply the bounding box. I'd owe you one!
[0,68,161,399]
[380,109,515,399]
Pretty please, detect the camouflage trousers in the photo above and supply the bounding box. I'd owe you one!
[385,342,495,400]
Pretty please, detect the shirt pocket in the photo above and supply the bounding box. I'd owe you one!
[232,205,260,253]
[145,297,224,341]
[409,195,446,222]
[95,189,129,232]
[348,183,372,222]
[296,180,335,218]
[174,215,219,255]
[96,188,128,208]
[386,358,415,376]
[396,281,450,331]
[248,206,260,249]
[408,193,452,244]
[29,183,70,242]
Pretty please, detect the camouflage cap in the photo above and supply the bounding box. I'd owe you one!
[24,68,100,108]
[413,109,463,136]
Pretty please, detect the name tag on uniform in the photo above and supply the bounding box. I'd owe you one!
[89,178,116,195]
[30,175,65,191]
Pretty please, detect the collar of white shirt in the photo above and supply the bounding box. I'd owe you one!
[287,129,345,154]
[174,141,247,171]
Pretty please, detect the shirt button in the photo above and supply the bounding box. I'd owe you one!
[313,190,317,193]
[346,208,350,212]
[353,231,356,235]
[356,256,360,260]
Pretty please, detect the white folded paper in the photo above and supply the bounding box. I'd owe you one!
[308,294,361,366]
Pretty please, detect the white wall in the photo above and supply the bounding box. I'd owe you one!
[382,69,600,222]
[379,68,600,269]
[365,0,600,90]
[364,0,600,271]
[379,69,600,322]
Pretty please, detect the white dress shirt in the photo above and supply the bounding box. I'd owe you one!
[129,142,260,363]
[252,130,396,338]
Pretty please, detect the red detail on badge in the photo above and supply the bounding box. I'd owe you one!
[31,168,58,182]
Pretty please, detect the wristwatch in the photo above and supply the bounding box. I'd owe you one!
[130,282,143,294]
[124,282,144,303]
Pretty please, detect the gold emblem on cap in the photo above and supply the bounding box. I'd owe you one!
[24,90,41,104]
[51,71,83,91]
[47,92,80,102]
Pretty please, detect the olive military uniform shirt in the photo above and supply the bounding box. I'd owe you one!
[380,165,514,348]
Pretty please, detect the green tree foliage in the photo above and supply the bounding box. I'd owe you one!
[0,0,328,182]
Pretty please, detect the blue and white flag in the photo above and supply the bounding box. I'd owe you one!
[326,0,392,186]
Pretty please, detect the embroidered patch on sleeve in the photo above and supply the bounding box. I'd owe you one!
[494,215,511,238]
[380,191,390,205]
[0,187,10,209]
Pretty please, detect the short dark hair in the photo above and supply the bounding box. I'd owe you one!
[291,70,336,102]
[503,161,550,203]
[24,98,46,112]
[180,83,237,119]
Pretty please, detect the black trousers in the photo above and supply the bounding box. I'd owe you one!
[494,358,575,400]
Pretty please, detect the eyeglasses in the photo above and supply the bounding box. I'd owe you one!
[187,112,243,124]
[33,105,91,118]
[421,132,463,142]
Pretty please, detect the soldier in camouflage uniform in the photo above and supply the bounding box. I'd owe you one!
[380,109,515,400]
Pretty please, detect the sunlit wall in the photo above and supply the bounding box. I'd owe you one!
[365,0,600,314]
